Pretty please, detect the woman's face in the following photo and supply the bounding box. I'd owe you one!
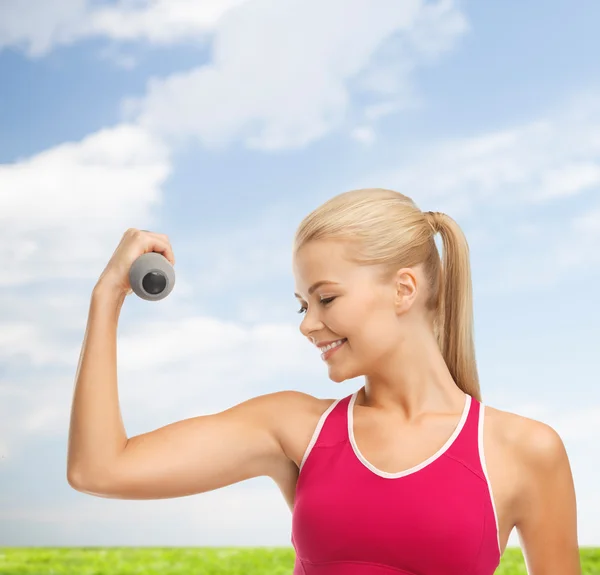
[293,240,415,382]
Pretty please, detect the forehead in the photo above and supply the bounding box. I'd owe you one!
[293,240,351,277]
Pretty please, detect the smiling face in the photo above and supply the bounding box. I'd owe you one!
[293,239,424,382]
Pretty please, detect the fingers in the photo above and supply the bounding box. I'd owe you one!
[130,228,176,267]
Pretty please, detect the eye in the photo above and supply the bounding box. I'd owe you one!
[297,297,336,315]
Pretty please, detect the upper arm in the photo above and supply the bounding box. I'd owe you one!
[69,391,295,500]
[515,421,582,574]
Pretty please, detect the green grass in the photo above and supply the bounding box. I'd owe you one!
[0,547,598,574]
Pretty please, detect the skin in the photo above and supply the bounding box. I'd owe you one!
[287,238,581,573]
[293,238,465,422]
[69,232,580,573]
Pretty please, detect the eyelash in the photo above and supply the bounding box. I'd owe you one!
[297,297,336,315]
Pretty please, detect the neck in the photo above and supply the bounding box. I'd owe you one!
[359,329,465,423]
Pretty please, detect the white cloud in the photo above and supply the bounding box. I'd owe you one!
[1,103,598,546]
[0,0,86,57]
[0,483,293,546]
[364,90,600,215]
[2,0,599,549]
[534,162,600,202]
[0,0,248,56]
[0,122,174,458]
[0,123,170,288]
[0,314,319,459]
[129,0,467,150]
[0,124,324,465]
[343,89,600,293]
[0,0,468,149]
[350,126,377,145]
[88,0,249,44]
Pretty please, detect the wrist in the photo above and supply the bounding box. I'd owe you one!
[92,280,129,306]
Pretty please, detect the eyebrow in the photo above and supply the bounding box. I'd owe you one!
[294,280,340,300]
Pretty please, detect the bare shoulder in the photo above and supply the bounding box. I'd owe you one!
[484,404,568,517]
[482,404,529,443]
[489,404,580,571]
[486,404,564,460]
[268,390,334,465]
[269,390,333,434]
[509,410,568,474]
[267,389,328,415]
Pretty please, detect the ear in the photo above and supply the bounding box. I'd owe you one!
[394,268,418,310]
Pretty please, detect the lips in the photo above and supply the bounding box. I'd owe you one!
[320,338,347,361]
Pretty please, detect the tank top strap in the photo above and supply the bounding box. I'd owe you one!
[445,393,487,482]
[296,393,351,476]
[311,393,353,447]
[299,392,351,460]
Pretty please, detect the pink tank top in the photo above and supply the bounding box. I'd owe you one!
[291,390,502,574]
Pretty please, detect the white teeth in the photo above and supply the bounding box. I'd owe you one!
[320,339,345,352]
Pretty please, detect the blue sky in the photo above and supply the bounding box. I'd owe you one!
[1,0,599,550]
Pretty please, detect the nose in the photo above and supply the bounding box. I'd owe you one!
[299,309,324,340]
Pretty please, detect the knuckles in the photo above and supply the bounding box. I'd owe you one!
[126,228,170,243]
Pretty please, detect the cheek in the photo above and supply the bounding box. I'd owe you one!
[338,298,395,343]
[361,312,399,344]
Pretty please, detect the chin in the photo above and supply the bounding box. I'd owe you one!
[328,365,358,384]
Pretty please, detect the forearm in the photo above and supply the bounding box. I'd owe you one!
[67,283,129,486]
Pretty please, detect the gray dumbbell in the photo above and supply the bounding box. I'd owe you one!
[129,252,176,301]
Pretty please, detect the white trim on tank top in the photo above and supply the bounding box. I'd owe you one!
[478,403,502,559]
[349,391,501,558]
[348,390,471,478]
[298,396,344,474]
[296,389,502,561]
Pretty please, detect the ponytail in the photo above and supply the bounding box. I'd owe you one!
[425,211,481,402]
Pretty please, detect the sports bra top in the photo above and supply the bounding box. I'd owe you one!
[290,390,502,574]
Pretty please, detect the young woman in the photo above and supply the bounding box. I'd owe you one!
[67,188,581,574]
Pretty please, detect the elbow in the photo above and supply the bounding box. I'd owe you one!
[67,466,86,490]
[67,467,112,497]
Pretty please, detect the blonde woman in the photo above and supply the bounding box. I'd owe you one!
[67,188,581,574]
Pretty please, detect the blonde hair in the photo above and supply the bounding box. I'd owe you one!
[293,188,481,402]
